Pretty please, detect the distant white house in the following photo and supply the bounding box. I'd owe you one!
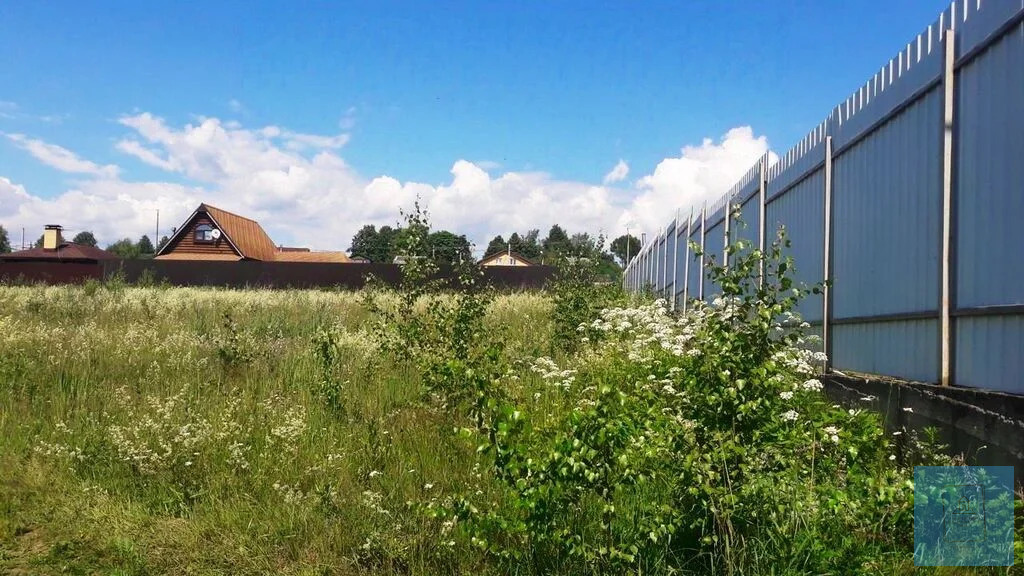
[479,251,536,267]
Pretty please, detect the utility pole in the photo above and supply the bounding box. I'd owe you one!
[21,227,25,250]
[155,209,160,245]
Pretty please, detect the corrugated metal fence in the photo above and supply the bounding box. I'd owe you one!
[624,0,1024,395]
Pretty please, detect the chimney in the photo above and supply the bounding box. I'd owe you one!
[43,225,63,251]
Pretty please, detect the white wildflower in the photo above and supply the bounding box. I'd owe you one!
[801,379,824,392]
[779,391,794,400]
[781,410,799,422]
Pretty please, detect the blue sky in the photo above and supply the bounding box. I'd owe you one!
[0,1,950,250]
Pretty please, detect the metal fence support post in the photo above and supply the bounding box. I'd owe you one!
[661,228,668,299]
[683,207,693,313]
[758,158,767,288]
[823,135,834,373]
[671,210,680,310]
[699,202,707,301]
[723,198,731,269]
[940,27,956,387]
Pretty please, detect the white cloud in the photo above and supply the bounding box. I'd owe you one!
[4,133,120,178]
[0,114,772,254]
[339,106,357,130]
[228,99,245,114]
[603,159,629,184]
[619,126,775,235]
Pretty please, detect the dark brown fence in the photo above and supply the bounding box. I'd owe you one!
[0,261,104,284]
[1,259,558,290]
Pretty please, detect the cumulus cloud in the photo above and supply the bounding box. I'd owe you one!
[603,159,629,184]
[619,126,775,234]
[0,114,772,253]
[4,133,120,178]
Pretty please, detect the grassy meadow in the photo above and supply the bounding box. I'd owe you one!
[0,273,1020,574]
[0,285,552,574]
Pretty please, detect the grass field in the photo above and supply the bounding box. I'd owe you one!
[0,280,1020,575]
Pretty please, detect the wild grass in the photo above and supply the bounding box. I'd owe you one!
[0,275,1019,574]
[0,285,549,575]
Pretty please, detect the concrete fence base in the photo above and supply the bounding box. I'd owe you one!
[824,374,1024,484]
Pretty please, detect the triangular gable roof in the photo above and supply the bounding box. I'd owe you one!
[202,204,278,261]
[479,251,537,266]
[156,203,277,261]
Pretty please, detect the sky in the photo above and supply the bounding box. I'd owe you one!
[0,1,951,253]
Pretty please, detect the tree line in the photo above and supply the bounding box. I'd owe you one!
[1,222,643,271]
[348,221,642,277]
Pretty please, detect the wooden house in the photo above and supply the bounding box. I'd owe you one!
[155,204,349,263]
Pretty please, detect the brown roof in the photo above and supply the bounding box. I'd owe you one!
[0,243,117,262]
[202,204,278,261]
[155,252,242,261]
[157,203,352,262]
[274,251,350,263]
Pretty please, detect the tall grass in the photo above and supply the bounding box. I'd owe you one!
[0,285,550,575]
[0,280,1019,575]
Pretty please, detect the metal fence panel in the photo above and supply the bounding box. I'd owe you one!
[765,168,825,323]
[687,219,702,302]
[831,87,943,319]
[955,20,1024,308]
[956,315,1024,394]
[673,224,687,305]
[702,218,724,299]
[624,2,1024,391]
[735,193,760,261]
[833,319,939,383]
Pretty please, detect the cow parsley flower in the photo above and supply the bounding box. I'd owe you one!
[801,379,824,392]
[781,410,799,422]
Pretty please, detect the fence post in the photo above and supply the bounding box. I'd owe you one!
[699,202,707,301]
[823,135,834,373]
[661,227,668,299]
[758,157,767,288]
[683,207,693,313]
[940,27,956,387]
[723,197,731,269]
[672,210,680,310]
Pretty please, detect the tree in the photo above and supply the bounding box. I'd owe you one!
[568,232,598,258]
[71,231,98,247]
[609,234,640,266]
[137,235,155,255]
[508,232,524,255]
[106,238,140,259]
[518,229,542,259]
[484,235,506,258]
[377,226,400,262]
[427,230,471,265]
[157,235,170,251]
[542,224,570,259]
[348,224,401,262]
[0,225,10,253]
[348,224,380,261]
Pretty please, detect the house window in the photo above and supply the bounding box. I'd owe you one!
[194,224,215,243]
